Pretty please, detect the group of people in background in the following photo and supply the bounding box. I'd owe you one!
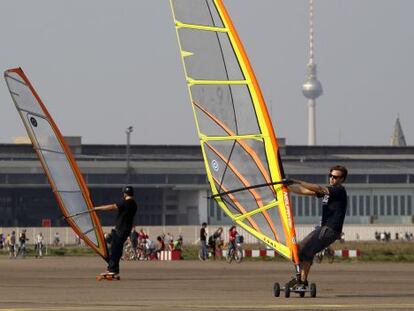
[104,227,184,261]
[0,230,44,258]
[199,223,243,260]
[374,231,413,242]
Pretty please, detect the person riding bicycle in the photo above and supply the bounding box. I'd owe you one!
[17,229,28,257]
[227,226,238,258]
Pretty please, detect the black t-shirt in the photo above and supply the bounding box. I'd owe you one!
[115,198,137,238]
[320,185,348,233]
[200,227,207,241]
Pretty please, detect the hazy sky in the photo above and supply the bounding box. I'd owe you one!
[0,0,412,146]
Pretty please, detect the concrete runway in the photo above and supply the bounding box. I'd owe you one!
[1,256,414,311]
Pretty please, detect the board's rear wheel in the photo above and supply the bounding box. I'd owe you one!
[284,283,290,298]
[310,283,317,298]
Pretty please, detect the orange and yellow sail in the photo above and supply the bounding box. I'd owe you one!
[170,0,299,264]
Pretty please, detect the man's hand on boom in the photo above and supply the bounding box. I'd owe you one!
[282,179,328,196]
[93,204,118,212]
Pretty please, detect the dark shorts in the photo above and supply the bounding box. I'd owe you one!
[298,226,340,263]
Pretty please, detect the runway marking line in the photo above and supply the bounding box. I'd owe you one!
[3,304,414,311]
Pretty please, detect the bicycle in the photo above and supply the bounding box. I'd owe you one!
[34,242,46,258]
[315,246,335,264]
[226,243,243,264]
[122,242,138,261]
[16,243,27,259]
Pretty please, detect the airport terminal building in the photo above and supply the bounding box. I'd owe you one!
[0,137,413,227]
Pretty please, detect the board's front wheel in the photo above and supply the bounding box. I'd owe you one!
[273,282,280,297]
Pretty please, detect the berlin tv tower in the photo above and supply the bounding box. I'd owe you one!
[302,0,323,145]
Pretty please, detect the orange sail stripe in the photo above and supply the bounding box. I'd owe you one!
[194,101,274,189]
[212,176,262,233]
[202,125,279,241]
[205,142,264,207]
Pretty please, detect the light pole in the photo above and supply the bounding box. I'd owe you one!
[126,126,133,184]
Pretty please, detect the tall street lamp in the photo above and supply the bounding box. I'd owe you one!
[126,126,133,184]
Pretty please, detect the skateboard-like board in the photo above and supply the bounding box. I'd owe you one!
[96,273,120,281]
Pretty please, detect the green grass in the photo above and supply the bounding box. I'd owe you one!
[1,241,414,262]
[334,241,414,262]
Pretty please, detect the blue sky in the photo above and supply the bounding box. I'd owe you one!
[0,0,412,146]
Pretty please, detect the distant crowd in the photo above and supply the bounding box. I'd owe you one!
[105,227,184,261]
[0,229,45,258]
[374,231,413,242]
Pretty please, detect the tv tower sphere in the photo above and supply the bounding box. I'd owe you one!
[302,63,323,99]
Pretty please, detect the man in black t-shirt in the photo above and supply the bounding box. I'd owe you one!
[94,186,137,276]
[285,165,348,288]
[199,222,208,260]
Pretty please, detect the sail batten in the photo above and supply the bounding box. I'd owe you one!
[170,0,299,263]
[4,68,108,260]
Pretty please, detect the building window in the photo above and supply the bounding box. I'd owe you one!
[298,197,303,216]
[209,200,215,218]
[373,196,378,216]
[317,198,322,216]
[386,196,392,216]
[365,196,371,216]
[359,196,364,216]
[380,196,385,216]
[346,196,350,216]
[369,174,407,184]
[291,196,297,217]
[346,175,367,183]
[287,174,326,183]
[393,196,399,216]
[304,197,310,216]
[311,197,317,216]
[352,196,357,216]
[407,196,412,216]
[400,196,406,216]
[166,205,177,211]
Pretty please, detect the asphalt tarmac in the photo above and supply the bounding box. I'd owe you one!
[1,256,414,311]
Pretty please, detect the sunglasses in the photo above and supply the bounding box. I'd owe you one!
[329,174,342,180]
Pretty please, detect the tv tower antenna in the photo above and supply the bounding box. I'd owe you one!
[302,0,323,145]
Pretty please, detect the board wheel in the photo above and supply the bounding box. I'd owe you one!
[273,282,280,297]
[284,283,290,298]
[310,283,316,298]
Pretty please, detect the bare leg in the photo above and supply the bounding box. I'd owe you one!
[301,261,312,282]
